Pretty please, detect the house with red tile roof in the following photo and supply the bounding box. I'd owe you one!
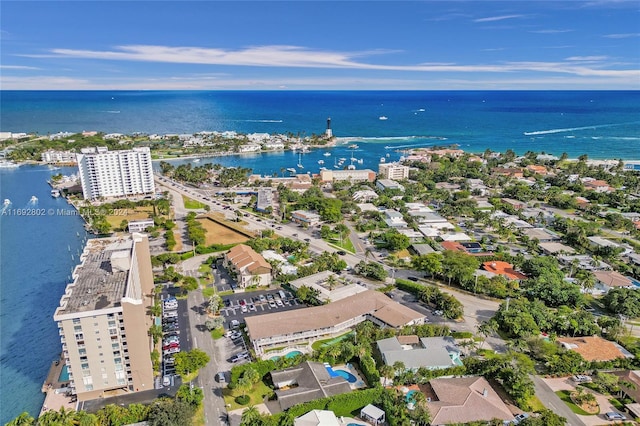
[224,244,272,288]
[482,261,527,281]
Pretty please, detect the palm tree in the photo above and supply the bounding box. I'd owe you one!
[240,405,263,425]
[6,413,34,426]
[326,274,338,291]
[576,269,596,294]
[379,364,395,386]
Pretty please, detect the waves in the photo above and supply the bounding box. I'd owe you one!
[524,121,639,136]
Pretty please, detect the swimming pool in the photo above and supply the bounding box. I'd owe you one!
[406,389,418,403]
[285,351,302,359]
[325,364,357,383]
[58,365,70,382]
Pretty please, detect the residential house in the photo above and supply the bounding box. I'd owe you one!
[539,242,576,256]
[584,179,613,193]
[352,190,378,203]
[492,167,523,178]
[501,198,526,210]
[376,336,461,371]
[271,361,352,411]
[384,210,407,228]
[238,144,261,153]
[425,377,514,425]
[224,244,272,288]
[482,261,527,281]
[439,233,472,242]
[526,164,548,175]
[593,270,636,293]
[558,336,634,362]
[521,227,561,242]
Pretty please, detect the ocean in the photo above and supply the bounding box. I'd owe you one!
[1,90,640,160]
[1,90,639,422]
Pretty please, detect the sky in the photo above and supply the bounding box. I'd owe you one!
[1,1,639,90]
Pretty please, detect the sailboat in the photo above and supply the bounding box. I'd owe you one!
[297,152,304,169]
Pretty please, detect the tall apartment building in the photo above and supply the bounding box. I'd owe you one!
[378,162,410,180]
[76,147,155,200]
[53,234,155,401]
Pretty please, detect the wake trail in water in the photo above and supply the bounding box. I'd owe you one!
[523,121,640,136]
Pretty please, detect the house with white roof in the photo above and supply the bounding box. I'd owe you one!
[384,210,407,228]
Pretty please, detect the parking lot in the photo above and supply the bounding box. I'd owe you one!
[159,288,192,388]
[220,289,307,329]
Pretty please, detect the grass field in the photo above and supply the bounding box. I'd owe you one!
[183,195,207,210]
[197,217,250,246]
[105,206,153,228]
[555,390,594,415]
[222,381,273,410]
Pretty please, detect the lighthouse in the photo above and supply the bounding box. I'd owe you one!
[325,117,333,138]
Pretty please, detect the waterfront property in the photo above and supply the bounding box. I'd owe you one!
[224,244,272,288]
[376,335,462,371]
[319,169,376,183]
[53,234,155,401]
[245,290,425,356]
[378,162,410,180]
[76,147,155,200]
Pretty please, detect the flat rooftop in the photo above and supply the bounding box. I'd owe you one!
[56,237,134,316]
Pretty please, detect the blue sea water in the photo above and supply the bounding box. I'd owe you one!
[1,90,639,159]
[0,90,639,421]
[0,166,89,423]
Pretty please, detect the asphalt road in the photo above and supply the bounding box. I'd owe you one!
[532,376,585,426]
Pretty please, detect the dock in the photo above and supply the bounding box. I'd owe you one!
[40,354,77,416]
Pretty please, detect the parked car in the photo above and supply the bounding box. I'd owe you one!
[248,303,256,311]
[337,250,346,255]
[572,375,592,383]
[276,299,284,307]
[241,305,248,313]
[259,295,266,302]
[269,301,277,308]
[162,376,171,386]
[164,347,180,355]
[513,413,529,424]
[605,412,626,421]
[216,372,226,383]
[230,319,240,328]
[229,331,242,340]
[434,310,444,316]
[266,294,274,301]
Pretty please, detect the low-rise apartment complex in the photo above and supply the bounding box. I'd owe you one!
[53,234,155,401]
[224,244,272,288]
[245,290,425,356]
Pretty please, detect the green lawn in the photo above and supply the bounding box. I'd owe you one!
[555,390,595,415]
[222,381,273,410]
[183,195,207,210]
[311,331,354,350]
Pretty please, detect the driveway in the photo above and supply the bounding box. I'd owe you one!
[538,377,629,426]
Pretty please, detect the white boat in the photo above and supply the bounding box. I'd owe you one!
[193,159,200,163]
[30,195,38,203]
[287,168,297,173]
[339,158,347,162]
[320,167,327,171]
[348,144,359,149]
[318,160,324,165]
[3,199,10,206]
[51,189,61,198]
[297,153,304,169]
[347,165,356,170]
[380,157,386,163]
[358,159,364,164]
[323,152,331,157]
[379,116,388,121]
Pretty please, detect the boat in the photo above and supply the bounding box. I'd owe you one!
[3,199,10,206]
[333,158,340,169]
[386,153,390,158]
[320,167,327,171]
[51,189,61,198]
[323,152,331,157]
[339,158,347,162]
[379,116,388,121]
[348,144,359,149]
[318,160,324,165]
[380,157,386,163]
[193,159,200,163]
[30,196,38,203]
[358,159,364,164]
[286,168,297,173]
[347,165,356,170]
[297,153,304,169]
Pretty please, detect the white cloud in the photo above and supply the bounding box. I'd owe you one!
[565,56,609,61]
[473,14,525,23]
[529,29,574,34]
[0,65,41,70]
[604,33,640,39]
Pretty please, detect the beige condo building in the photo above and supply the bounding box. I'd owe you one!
[53,234,155,401]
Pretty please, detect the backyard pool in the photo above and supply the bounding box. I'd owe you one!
[325,364,357,383]
[406,389,418,403]
[285,351,302,359]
